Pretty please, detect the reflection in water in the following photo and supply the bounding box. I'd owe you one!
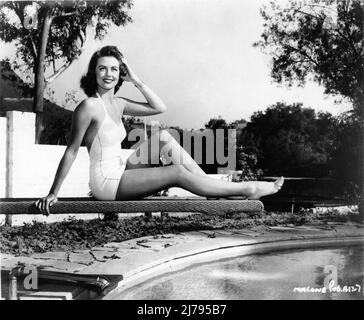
[209,270,286,281]
[116,245,363,300]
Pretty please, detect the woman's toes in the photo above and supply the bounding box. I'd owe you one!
[275,176,284,189]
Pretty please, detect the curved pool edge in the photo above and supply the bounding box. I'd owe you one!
[101,234,364,300]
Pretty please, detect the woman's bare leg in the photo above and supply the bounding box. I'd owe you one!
[125,129,206,176]
[159,130,206,176]
[116,164,284,200]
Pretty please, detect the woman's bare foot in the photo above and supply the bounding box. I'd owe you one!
[245,176,284,199]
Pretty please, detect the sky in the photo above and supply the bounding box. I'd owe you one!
[0,0,351,129]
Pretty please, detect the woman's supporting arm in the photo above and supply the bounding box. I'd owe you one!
[48,148,78,197]
[36,101,93,214]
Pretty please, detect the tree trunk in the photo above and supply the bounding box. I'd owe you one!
[33,7,53,143]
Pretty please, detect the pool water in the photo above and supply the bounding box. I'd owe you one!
[116,245,363,300]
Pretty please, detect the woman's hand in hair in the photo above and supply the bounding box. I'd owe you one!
[120,57,141,85]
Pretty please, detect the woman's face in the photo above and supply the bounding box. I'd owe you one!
[95,56,120,92]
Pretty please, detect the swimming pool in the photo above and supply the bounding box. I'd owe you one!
[114,244,363,300]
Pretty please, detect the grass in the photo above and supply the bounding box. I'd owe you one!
[0,207,359,255]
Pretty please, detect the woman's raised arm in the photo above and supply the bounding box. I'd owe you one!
[35,101,93,215]
[120,57,167,117]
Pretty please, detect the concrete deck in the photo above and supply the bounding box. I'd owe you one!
[1,222,363,300]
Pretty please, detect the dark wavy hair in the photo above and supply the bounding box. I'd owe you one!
[80,46,124,97]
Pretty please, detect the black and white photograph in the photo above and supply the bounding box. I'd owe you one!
[0,0,363,305]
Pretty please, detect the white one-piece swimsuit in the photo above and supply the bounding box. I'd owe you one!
[88,93,132,200]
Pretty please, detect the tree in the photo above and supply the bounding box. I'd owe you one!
[255,0,364,213]
[0,58,33,97]
[241,102,338,177]
[0,0,133,142]
[254,0,364,119]
[205,117,228,130]
[330,114,363,201]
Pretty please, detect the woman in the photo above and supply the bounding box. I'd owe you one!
[36,45,284,215]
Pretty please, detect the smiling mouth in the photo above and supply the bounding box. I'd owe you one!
[103,79,114,83]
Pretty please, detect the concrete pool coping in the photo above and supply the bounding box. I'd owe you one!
[1,222,363,299]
